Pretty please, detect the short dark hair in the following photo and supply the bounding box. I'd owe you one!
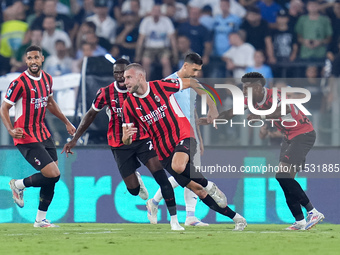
[114,58,130,66]
[83,21,96,32]
[25,45,42,54]
[184,52,203,65]
[241,72,266,86]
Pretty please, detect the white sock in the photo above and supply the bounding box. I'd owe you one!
[205,181,213,190]
[36,210,47,222]
[232,213,243,221]
[170,214,179,223]
[15,179,25,189]
[296,219,306,224]
[153,176,179,203]
[184,187,197,214]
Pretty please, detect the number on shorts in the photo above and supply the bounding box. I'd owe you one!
[146,141,153,150]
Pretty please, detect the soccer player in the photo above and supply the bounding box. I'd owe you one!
[122,63,247,231]
[147,53,209,226]
[0,45,76,227]
[216,72,324,230]
[62,58,183,230]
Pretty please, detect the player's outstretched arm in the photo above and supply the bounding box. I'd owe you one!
[47,96,76,135]
[181,78,219,123]
[61,107,99,157]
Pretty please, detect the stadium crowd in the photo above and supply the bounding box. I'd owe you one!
[0,0,339,145]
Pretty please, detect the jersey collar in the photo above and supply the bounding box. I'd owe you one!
[25,70,42,81]
[133,82,150,98]
[114,81,128,93]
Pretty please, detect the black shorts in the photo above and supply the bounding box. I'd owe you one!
[160,137,197,188]
[111,138,157,178]
[16,136,57,171]
[280,130,316,169]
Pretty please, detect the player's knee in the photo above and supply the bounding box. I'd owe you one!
[171,161,186,174]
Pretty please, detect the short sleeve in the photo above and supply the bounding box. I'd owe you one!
[139,17,148,35]
[92,88,107,111]
[158,79,183,96]
[4,80,23,105]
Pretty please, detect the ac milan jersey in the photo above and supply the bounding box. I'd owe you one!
[122,79,194,160]
[4,70,53,145]
[92,81,149,147]
[245,88,314,140]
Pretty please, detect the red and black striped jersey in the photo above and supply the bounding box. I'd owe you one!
[122,79,194,160]
[92,81,149,147]
[245,88,314,140]
[4,70,53,145]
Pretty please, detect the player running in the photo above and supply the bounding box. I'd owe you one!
[147,53,209,226]
[214,72,324,230]
[122,63,247,231]
[1,45,76,227]
[62,58,183,230]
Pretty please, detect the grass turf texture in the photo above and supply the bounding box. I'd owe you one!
[0,224,338,255]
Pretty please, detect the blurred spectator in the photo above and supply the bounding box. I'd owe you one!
[222,32,255,78]
[0,2,28,75]
[326,0,340,61]
[199,5,214,31]
[331,39,340,77]
[268,9,298,66]
[31,0,77,40]
[76,31,107,59]
[189,0,246,18]
[73,0,95,25]
[245,50,273,87]
[177,7,212,64]
[72,41,94,73]
[112,0,127,24]
[75,21,111,52]
[135,4,177,80]
[240,6,275,63]
[295,0,333,60]
[177,35,192,68]
[256,0,283,26]
[122,0,154,18]
[287,0,304,28]
[161,0,188,24]
[213,0,242,57]
[43,39,73,76]
[11,29,50,73]
[86,0,117,44]
[303,65,323,112]
[26,0,44,26]
[239,0,258,7]
[109,44,122,60]
[115,11,140,61]
[41,15,72,56]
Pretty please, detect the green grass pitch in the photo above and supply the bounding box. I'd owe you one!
[0,223,339,255]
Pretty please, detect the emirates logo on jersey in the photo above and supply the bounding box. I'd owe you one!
[139,104,167,125]
[31,96,49,109]
[34,157,41,166]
